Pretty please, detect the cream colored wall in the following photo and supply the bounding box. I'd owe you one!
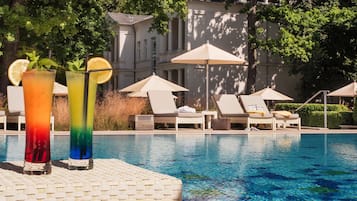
[109,1,302,105]
[174,1,249,108]
[134,20,160,81]
[176,1,301,108]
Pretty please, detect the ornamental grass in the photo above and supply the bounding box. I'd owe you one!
[52,90,148,131]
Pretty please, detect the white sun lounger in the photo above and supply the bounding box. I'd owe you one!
[7,86,54,131]
[148,90,204,131]
[213,94,276,130]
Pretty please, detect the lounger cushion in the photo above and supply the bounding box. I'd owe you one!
[155,112,202,118]
[7,111,25,116]
[248,113,273,118]
[148,91,177,114]
[273,111,300,119]
[222,113,249,117]
[213,94,245,115]
[239,95,270,114]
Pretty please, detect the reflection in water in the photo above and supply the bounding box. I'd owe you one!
[176,134,205,157]
[1,134,357,201]
[146,135,176,168]
[0,135,5,161]
[5,135,26,161]
[331,143,357,164]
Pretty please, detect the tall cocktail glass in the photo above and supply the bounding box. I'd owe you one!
[66,71,97,170]
[22,70,56,175]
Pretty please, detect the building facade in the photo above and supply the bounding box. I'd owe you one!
[105,0,301,109]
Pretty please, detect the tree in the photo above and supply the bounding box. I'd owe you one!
[246,0,258,94]
[117,0,187,34]
[257,0,357,98]
[0,1,76,92]
[0,0,117,93]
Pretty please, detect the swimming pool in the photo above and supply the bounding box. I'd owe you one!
[1,134,356,200]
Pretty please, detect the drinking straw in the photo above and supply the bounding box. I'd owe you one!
[81,58,90,159]
[81,55,112,159]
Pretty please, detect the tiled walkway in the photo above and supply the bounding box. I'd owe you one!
[0,159,182,201]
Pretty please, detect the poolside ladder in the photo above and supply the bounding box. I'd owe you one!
[295,90,330,128]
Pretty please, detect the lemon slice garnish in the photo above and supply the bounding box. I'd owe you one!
[87,57,112,84]
[8,59,29,86]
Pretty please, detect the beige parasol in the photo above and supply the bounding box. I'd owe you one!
[251,87,293,101]
[171,41,246,110]
[327,81,357,97]
[53,82,68,96]
[119,73,188,97]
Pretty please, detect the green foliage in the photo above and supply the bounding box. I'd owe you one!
[254,0,357,98]
[353,97,357,124]
[0,0,116,69]
[309,111,343,128]
[340,111,353,125]
[117,0,187,34]
[275,102,351,128]
[275,103,350,112]
[67,58,85,71]
[25,50,58,70]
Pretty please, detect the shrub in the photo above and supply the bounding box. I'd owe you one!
[52,90,148,130]
[52,97,70,131]
[340,111,353,125]
[275,103,350,128]
[0,93,5,109]
[93,91,147,130]
[353,97,357,124]
[308,111,343,129]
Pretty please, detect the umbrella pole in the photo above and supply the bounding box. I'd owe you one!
[206,63,209,111]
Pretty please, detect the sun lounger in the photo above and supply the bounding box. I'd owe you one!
[7,86,54,131]
[271,110,301,130]
[147,90,204,131]
[0,110,6,131]
[239,95,300,130]
[212,94,276,130]
[238,95,277,130]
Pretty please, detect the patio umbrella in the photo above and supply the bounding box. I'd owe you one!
[53,82,68,96]
[119,73,188,97]
[171,41,246,110]
[251,87,293,101]
[327,81,357,97]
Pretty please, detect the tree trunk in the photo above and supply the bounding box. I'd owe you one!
[0,0,22,94]
[0,41,18,94]
[245,0,257,95]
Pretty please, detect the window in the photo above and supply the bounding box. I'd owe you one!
[144,39,148,60]
[151,37,157,72]
[110,35,115,62]
[115,34,119,62]
[181,20,185,49]
[171,18,179,50]
[137,41,141,61]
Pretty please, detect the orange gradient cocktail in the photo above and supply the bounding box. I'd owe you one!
[66,71,97,170]
[22,70,55,175]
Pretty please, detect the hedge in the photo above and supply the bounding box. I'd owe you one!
[275,103,351,128]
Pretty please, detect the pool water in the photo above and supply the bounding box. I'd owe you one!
[1,134,356,200]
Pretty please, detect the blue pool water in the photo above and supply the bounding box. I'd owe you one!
[0,134,356,200]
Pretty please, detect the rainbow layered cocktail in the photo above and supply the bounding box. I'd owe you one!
[66,71,97,170]
[22,70,55,175]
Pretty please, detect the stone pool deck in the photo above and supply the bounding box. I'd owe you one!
[2,126,357,136]
[0,159,182,201]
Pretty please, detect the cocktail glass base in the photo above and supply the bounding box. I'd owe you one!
[68,158,93,170]
[23,161,51,175]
